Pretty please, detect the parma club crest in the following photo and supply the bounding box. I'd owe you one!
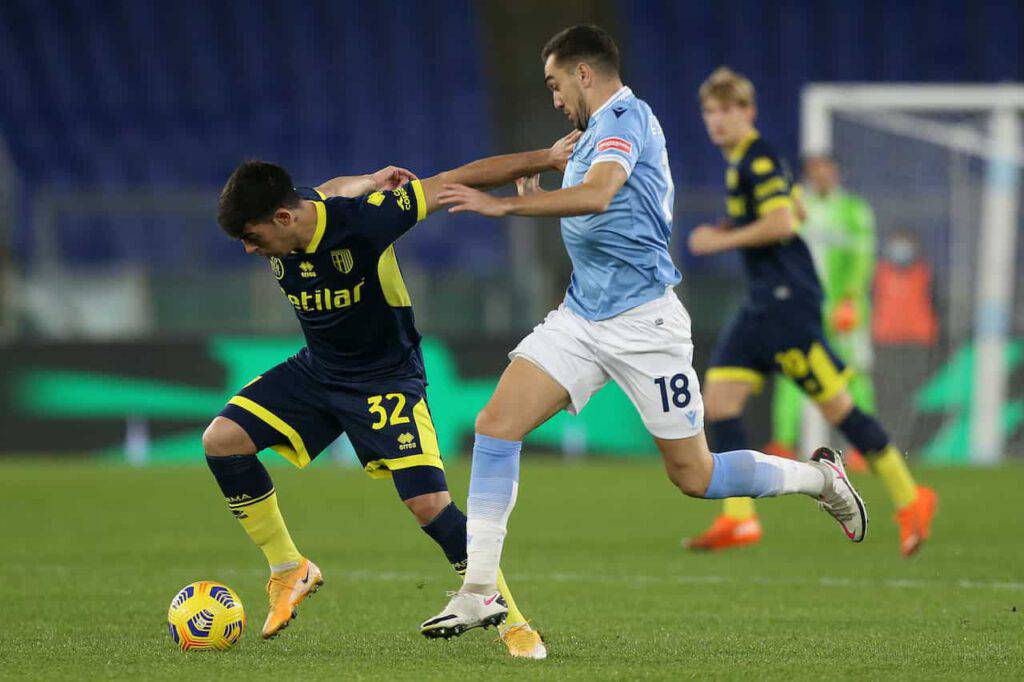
[331,249,354,274]
[270,257,285,280]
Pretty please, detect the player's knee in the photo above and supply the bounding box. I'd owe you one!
[474,407,524,441]
[703,383,748,421]
[665,459,711,497]
[403,491,452,525]
[819,390,855,425]
[658,438,714,497]
[202,417,256,457]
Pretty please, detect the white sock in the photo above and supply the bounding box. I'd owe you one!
[463,434,521,593]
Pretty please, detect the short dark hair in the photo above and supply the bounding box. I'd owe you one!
[218,160,301,238]
[542,24,620,74]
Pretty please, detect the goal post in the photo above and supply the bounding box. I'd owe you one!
[800,83,1024,465]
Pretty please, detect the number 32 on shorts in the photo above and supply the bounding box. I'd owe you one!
[367,393,410,430]
[654,373,691,412]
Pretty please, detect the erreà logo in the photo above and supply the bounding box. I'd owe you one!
[397,432,418,450]
[270,257,284,280]
[299,261,317,278]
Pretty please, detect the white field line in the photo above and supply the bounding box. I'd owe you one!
[27,566,1024,592]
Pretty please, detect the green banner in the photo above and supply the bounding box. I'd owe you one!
[14,336,656,462]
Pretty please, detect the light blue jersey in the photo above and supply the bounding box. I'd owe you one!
[560,86,679,320]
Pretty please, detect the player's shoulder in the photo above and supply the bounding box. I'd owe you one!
[296,186,326,201]
[742,136,788,176]
[595,92,648,130]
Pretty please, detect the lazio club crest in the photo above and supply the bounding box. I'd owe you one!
[331,249,354,274]
[270,257,285,280]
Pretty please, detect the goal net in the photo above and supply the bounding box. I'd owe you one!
[800,85,1024,464]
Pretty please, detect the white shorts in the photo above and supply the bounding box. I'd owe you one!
[510,288,705,439]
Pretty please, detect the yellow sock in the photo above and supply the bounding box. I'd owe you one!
[229,489,303,571]
[869,445,918,509]
[496,569,527,626]
[723,497,756,520]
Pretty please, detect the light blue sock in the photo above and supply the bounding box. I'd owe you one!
[463,433,521,590]
[704,450,825,499]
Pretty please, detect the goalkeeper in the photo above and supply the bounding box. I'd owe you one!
[768,156,875,463]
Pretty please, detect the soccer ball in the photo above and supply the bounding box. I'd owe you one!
[167,581,246,651]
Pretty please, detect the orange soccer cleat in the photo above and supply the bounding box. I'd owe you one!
[895,487,938,557]
[844,449,870,473]
[262,557,324,639]
[500,622,547,659]
[683,515,763,551]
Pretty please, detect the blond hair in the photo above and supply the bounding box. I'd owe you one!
[699,66,756,107]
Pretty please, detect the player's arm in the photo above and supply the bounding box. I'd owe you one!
[689,204,797,255]
[415,130,581,215]
[437,161,626,217]
[315,166,418,198]
[690,153,797,255]
[844,198,876,298]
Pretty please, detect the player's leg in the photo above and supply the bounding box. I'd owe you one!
[593,290,866,543]
[686,378,762,548]
[687,305,767,547]
[425,306,607,636]
[210,362,338,638]
[463,357,571,593]
[779,326,935,556]
[817,389,936,556]
[338,371,565,644]
[827,327,874,470]
[202,418,303,574]
[395,469,544,658]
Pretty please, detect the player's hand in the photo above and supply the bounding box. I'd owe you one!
[370,166,418,192]
[832,298,860,332]
[548,130,582,172]
[688,224,728,255]
[438,183,509,217]
[516,174,543,196]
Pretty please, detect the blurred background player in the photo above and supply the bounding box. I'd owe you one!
[205,140,581,658]
[766,156,877,471]
[421,26,869,639]
[687,67,937,557]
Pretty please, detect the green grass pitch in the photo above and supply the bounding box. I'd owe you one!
[2,459,1022,680]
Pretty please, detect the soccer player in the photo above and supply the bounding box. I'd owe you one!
[421,25,867,638]
[767,156,878,469]
[687,67,937,556]
[204,140,580,659]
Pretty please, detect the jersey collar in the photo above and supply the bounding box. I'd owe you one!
[589,85,632,122]
[304,201,327,254]
[727,129,760,164]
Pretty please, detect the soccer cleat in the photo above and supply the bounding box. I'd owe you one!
[262,557,323,639]
[809,447,868,543]
[845,449,870,473]
[896,486,938,557]
[683,515,763,551]
[500,622,547,659]
[421,591,508,639]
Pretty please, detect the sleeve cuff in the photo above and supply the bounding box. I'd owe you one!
[411,179,427,222]
[591,155,634,178]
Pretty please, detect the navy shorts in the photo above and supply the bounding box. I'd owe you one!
[708,303,852,403]
[219,354,446,499]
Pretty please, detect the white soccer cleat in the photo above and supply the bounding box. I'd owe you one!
[420,590,508,639]
[810,447,868,543]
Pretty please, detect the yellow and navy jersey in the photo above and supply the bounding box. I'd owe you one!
[724,132,822,309]
[270,181,427,385]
